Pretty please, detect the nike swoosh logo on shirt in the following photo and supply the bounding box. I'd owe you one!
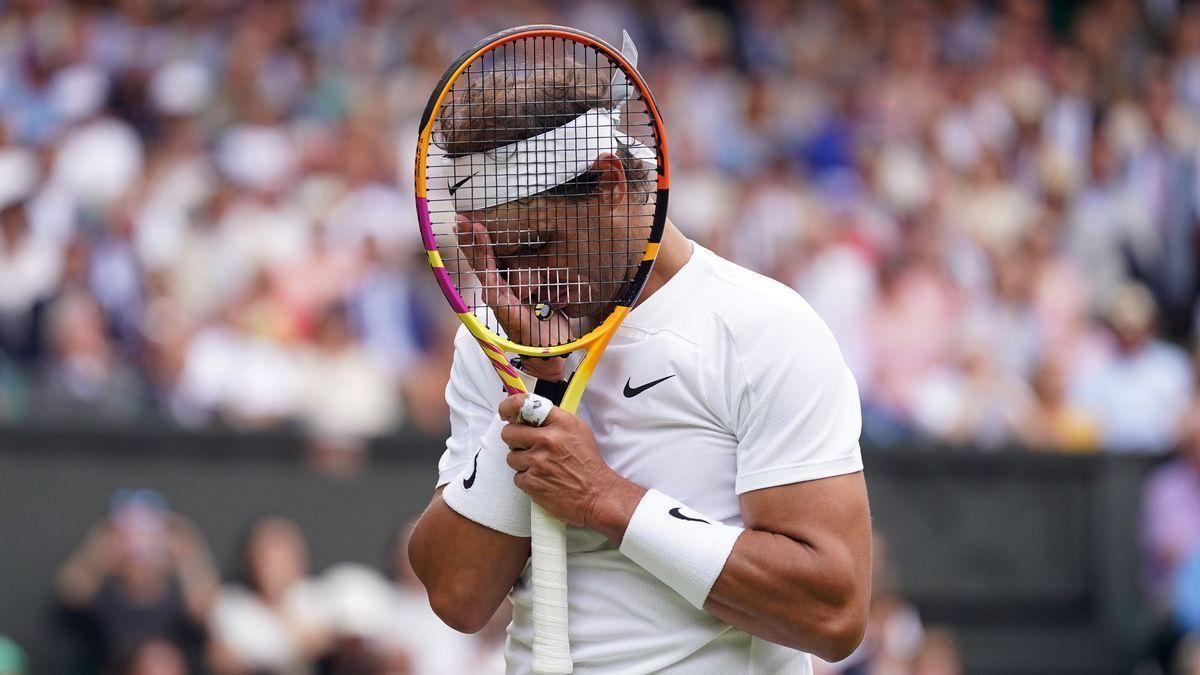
[623,374,675,398]
[449,173,476,197]
[668,507,709,524]
[463,449,481,489]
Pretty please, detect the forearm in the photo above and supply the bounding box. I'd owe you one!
[409,488,531,632]
[703,532,866,660]
[587,477,868,661]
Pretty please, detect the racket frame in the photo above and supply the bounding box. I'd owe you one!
[415,24,669,673]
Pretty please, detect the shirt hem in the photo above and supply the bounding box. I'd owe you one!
[735,452,863,495]
[436,460,467,489]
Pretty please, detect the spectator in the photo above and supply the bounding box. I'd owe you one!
[318,562,400,674]
[48,65,143,213]
[34,288,146,422]
[298,302,400,442]
[1074,282,1194,453]
[0,186,61,363]
[1016,356,1099,452]
[208,516,330,675]
[1145,405,1200,607]
[55,490,217,672]
[171,273,305,429]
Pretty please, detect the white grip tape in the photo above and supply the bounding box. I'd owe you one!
[519,393,553,427]
[531,502,572,673]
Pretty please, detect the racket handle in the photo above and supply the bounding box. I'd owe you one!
[530,501,572,673]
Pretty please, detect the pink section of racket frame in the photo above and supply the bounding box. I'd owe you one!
[416,196,470,314]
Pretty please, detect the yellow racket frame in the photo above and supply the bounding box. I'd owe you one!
[414,25,669,673]
[415,25,669,410]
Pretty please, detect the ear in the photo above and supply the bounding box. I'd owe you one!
[590,152,627,209]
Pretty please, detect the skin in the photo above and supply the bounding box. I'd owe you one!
[409,156,872,662]
[454,153,643,380]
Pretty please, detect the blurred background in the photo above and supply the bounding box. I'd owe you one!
[0,0,1198,673]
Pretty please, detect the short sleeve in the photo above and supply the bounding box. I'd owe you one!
[720,293,863,494]
[436,326,507,487]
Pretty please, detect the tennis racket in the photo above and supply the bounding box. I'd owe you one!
[414,25,669,673]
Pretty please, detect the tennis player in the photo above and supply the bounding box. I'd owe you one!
[409,42,871,675]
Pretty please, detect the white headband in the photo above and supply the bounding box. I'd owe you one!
[443,30,655,212]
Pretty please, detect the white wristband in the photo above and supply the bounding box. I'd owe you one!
[442,417,531,537]
[618,489,743,609]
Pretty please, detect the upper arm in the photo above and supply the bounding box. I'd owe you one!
[724,286,871,597]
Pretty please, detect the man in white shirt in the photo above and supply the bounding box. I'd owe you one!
[411,217,871,672]
[409,42,871,674]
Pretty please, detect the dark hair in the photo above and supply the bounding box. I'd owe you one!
[434,55,653,205]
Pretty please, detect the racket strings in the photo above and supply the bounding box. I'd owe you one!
[428,35,659,348]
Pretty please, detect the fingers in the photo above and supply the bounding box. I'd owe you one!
[498,394,524,423]
[506,448,532,473]
[499,394,565,427]
[500,419,542,450]
[455,215,575,349]
[456,216,535,342]
[456,216,514,310]
[507,450,553,493]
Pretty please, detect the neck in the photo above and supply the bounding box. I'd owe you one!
[635,219,692,307]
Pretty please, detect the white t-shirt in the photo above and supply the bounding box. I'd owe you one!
[437,244,864,674]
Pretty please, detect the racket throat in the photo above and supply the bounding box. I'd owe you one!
[533,376,571,405]
[508,354,574,405]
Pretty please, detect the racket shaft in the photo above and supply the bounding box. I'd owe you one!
[528,328,616,672]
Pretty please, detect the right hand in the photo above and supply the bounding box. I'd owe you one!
[456,215,571,381]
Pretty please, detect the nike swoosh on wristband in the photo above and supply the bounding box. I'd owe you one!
[448,173,476,197]
[463,449,481,489]
[668,507,709,524]
[623,374,675,398]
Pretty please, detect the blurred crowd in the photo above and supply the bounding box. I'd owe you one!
[30,490,958,675]
[0,0,1198,454]
[1,2,1198,673]
[1143,412,1200,673]
[49,490,507,675]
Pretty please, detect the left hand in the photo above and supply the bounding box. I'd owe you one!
[499,394,627,528]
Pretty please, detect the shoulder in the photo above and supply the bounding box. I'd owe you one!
[695,248,840,358]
